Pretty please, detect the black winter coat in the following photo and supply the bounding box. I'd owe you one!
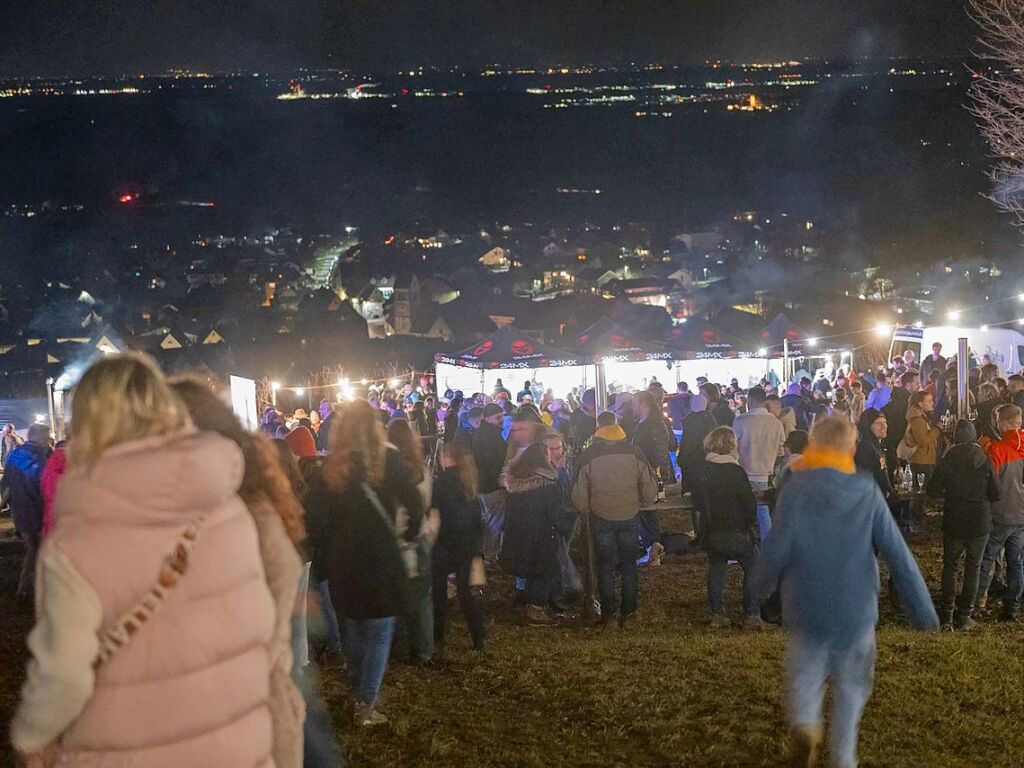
[881,388,910,454]
[677,411,718,491]
[431,469,484,563]
[927,442,1000,539]
[711,401,735,427]
[570,409,597,449]
[472,421,507,494]
[1,442,50,535]
[692,459,757,550]
[634,415,672,476]
[975,396,1004,443]
[855,435,894,505]
[500,470,572,579]
[305,448,424,620]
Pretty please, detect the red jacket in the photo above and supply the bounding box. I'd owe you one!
[983,429,1024,526]
[40,445,67,537]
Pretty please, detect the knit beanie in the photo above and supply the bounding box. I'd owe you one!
[953,419,977,445]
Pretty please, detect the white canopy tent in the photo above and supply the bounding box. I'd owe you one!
[434,361,591,399]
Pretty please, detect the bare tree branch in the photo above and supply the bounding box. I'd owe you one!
[970,0,1024,229]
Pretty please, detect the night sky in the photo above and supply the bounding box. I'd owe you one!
[0,1,973,77]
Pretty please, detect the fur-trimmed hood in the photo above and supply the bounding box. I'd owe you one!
[505,467,558,494]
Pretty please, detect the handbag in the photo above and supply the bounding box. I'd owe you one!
[94,517,204,668]
[896,424,918,462]
[705,530,755,559]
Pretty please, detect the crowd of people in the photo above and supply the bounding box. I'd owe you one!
[4,342,1024,766]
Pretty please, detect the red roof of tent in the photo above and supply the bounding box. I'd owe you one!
[433,325,582,369]
[663,317,759,360]
[574,317,674,363]
[760,313,807,356]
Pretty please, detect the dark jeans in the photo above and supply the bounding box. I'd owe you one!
[17,530,40,598]
[592,515,641,619]
[432,553,487,650]
[976,523,1024,617]
[638,509,662,551]
[707,550,760,618]
[527,573,557,607]
[402,571,434,664]
[941,533,987,618]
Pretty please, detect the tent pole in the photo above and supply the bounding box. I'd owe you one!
[594,361,607,414]
[480,368,485,396]
[783,338,790,385]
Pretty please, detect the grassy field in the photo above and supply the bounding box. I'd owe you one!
[3,515,1024,767]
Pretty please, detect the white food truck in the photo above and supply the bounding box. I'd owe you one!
[889,325,1024,375]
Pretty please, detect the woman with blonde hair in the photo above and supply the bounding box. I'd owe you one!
[170,378,306,768]
[694,426,761,630]
[11,353,277,768]
[306,400,423,726]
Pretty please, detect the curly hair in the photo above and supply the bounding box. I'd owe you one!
[703,426,737,456]
[170,378,305,545]
[322,400,387,491]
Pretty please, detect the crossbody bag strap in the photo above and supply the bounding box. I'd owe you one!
[362,481,398,537]
[93,516,205,669]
